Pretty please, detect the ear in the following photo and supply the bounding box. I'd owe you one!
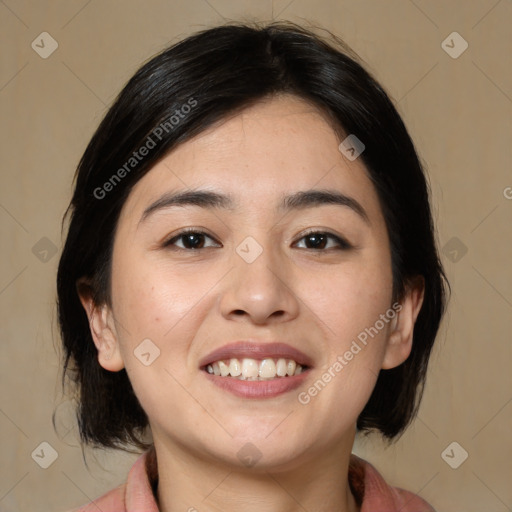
[381,276,425,370]
[76,278,125,372]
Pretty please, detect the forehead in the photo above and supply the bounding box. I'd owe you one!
[121,95,382,224]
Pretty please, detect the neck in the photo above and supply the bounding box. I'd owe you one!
[153,435,359,512]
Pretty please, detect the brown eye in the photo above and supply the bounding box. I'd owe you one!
[294,231,352,250]
[163,230,221,250]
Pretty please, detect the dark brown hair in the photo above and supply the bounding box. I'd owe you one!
[56,20,449,450]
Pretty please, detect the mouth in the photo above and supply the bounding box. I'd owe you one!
[199,341,313,398]
[203,357,307,380]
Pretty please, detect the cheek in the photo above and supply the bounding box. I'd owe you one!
[294,255,393,412]
[112,252,206,339]
[110,251,223,383]
[110,258,212,421]
[302,253,393,344]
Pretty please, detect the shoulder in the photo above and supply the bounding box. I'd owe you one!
[65,447,158,512]
[349,454,436,512]
[65,484,126,511]
[387,486,436,512]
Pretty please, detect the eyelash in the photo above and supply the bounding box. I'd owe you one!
[162,227,353,252]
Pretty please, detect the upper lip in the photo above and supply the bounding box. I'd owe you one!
[199,341,314,369]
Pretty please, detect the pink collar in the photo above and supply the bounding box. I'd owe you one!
[75,445,434,512]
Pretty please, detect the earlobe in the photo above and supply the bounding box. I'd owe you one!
[76,278,125,372]
[381,276,425,370]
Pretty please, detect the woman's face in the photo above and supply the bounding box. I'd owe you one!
[87,94,416,470]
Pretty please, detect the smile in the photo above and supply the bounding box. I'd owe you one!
[199,340,313,398]
[205,357,305,380]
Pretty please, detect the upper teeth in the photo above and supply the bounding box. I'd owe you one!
[206,358,303,379]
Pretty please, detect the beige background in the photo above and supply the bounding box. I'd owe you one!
[1,1,511,511]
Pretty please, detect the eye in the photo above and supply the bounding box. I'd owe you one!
[163,229,221,250]
[162,229,352,251]
[294,230,352,250]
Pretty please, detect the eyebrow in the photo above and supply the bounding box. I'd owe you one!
[138,188,370,226]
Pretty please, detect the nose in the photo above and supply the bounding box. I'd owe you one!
[219,241,300,325]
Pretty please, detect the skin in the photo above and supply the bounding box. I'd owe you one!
[79,94,424,512]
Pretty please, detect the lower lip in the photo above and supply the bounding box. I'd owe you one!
[202,370,310,398]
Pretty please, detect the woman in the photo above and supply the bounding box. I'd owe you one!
[57,21,449,512]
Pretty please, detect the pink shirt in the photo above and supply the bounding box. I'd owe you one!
[69,446,435,511]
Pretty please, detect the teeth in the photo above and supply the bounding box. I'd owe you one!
[218,360,230,377]
[241,358,259,379]
[259,358,276,379]
[276,358,288,377]
[229,358,241,377]
[205,357,305,379]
